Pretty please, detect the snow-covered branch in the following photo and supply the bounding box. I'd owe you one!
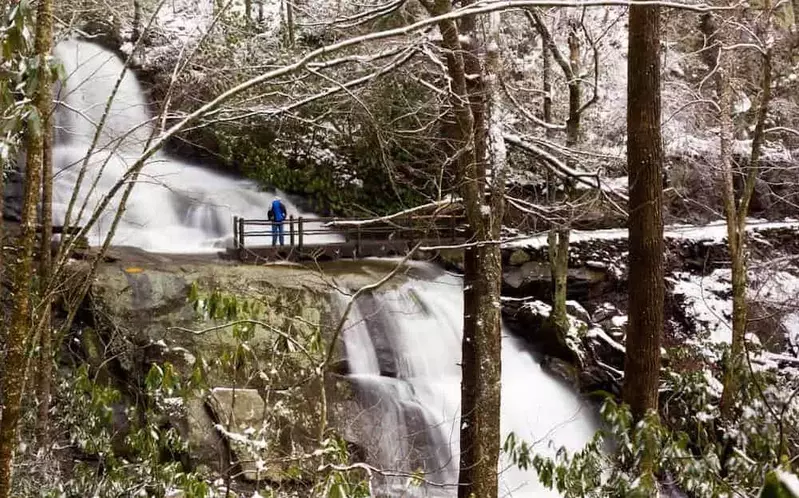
[503,133,629,202]
[322,196,462,227]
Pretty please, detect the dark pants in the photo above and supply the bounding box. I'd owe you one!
[272,222,285,246]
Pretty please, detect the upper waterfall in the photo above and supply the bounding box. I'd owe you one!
[49,38,335,253]
[339,264,598,497]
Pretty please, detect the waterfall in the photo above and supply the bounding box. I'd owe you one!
[339,264,598,497]
[44,38,337,253]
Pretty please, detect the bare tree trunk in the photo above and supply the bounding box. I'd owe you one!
[285,0,295,47]
[566,19,581,150]
[459,246,478,496]
[468,11,504,495]
[623,0,664,425]
[547,229,570,333]
[35,84,54,445]
[0,159,4,279]
[542,28,553,135]
[418,1,502,495]
[548,17,581,336]
[131,0,142,43]
[719,36,772,420]
[0,0,52,493]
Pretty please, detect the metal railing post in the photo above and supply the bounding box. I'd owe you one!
[233,216,239,248]
[238,217,245,248]
[289,215,295,246]
[356,224,362,257]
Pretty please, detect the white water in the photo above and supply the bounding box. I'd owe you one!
[51,39,338,252]
[340,266,598,497]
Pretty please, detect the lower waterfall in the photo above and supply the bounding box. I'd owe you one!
[339,264,597,497]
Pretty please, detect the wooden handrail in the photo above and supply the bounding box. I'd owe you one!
[233,214,466,250]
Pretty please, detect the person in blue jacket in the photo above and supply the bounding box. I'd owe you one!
[267,197,288,246]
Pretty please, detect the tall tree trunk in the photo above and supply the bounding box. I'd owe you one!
[623,0,664,424]
[719,36,772,420]
[36,80,54,445]
[458,3,491,496]
[548,17,581,336]
[0,0,52,493]
[0,157,4,280]
[419,1,502,495]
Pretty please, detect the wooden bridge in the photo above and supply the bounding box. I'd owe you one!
[226,214,467,263]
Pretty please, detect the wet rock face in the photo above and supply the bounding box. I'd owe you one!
[84,261,347,485]
[82,258,424,488]
[206,388,270,482]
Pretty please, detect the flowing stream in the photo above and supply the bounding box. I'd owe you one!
[46,38,337,252]
[339,264,598,497]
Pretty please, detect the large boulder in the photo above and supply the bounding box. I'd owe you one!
[82,256,409,484]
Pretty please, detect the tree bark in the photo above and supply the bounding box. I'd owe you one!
[623,0,664,422]
[542,32,552,136]
[566,19,581,149]
[36,69,55,445]
[459,246,478,495]
[547,229,570,334]
[0,0,51,493]
[419,1,503,496]
[131,0,142,43]
[285,0,295,47]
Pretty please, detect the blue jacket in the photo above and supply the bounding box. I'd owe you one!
[270,199,286,222]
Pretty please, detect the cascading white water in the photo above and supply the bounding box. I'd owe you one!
[50,39,339,252]
[339,264,598,497]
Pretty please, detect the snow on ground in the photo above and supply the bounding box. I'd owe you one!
[783,313,799,355]
[670,269,732,344]
[669,269,799,360]
[505,219,799,250]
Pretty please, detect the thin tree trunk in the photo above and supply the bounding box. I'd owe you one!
[719,36,773,420]
[0,158,4,280]
[623,0,664,425]
[285,0,295,47]
[542,28,553,136]
[0,0,52,493]
[548,229,570,333]
[566,19,581,150]
[131,0,142,43]
[717,51,741,420]
[36,82,54,445]
[548,18,581,335]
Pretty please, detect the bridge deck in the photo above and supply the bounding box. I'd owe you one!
[227,237,464,263]
[231,214,466,263]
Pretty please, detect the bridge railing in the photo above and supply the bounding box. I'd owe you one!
[232,214,466,250]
